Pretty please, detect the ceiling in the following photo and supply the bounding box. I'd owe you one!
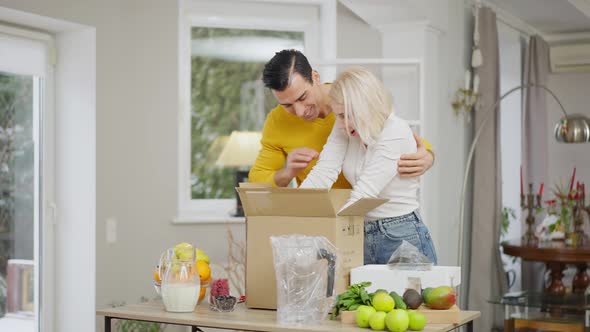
[339,0,450,31]
[340,0,590,40]
[487,0,590,34]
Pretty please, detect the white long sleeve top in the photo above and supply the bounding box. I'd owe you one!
[300,113,419,219]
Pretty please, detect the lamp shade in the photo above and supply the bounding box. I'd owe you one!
[215,131,262,167]
[554,114,590,143]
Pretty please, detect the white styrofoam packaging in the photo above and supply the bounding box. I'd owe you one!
[350,265,461,295]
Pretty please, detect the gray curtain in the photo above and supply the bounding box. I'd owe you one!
[521,35,550,291]
[466,7,508,331]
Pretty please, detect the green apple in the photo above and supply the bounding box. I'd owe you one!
[369,311,387,330]
[356,305,377,328]
[169,261,181,276]
[385,309,409,332]
[408,312,427,331]
[372,292,395,312]
[174,242,193,260]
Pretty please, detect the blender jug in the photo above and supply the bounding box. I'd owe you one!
[158,248,200,312]
[270,235,338,325]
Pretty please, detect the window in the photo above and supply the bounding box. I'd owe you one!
[498,21,525,292]
[0,28,53,332]
[176,0,327,222]
[190,27,304,200]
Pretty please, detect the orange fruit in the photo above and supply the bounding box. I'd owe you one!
[198,287,206,303]
[196,261,211,282]
[201,276,212,286]
[153,268,161,284]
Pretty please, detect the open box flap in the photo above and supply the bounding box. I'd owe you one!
[337,198,389,216]
[236,187,339,217]
[326,189,352,212]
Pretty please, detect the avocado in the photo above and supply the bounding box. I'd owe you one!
[403,289,423,309]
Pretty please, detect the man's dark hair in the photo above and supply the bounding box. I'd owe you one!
[262,49,313,91]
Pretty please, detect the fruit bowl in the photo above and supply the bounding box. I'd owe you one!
[210,295,237,312]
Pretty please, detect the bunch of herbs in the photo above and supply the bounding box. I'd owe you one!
[330,281,372,320]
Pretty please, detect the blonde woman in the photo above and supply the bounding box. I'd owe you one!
[300,67,437,265]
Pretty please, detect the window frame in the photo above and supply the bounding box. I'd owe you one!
[175,0,334,224]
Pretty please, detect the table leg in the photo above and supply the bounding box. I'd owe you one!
[191,327,204,332]
[546,262,567,295]
[105,316,111,332]
[573,264,590,294]
[466,320,473,332]
[504,304,514,332]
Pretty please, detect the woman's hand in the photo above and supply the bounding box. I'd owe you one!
[398,133,434,178]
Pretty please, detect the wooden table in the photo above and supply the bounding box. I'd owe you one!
[502,239,590,295]
[97,301,480,332]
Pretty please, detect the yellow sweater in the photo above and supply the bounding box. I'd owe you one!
[249,105,432,188]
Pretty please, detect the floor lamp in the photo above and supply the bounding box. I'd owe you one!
[457,83,590,266]
[216,131,262,217]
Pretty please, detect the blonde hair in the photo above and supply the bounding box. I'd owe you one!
[329,67,393,146]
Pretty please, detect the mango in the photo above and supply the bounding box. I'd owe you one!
[424,286,456,310]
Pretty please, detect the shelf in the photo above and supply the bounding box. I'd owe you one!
[489,291,590,310]
[511,312,585,325]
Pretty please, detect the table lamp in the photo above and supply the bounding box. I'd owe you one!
[216,131,262,217]
[458,83,590,265]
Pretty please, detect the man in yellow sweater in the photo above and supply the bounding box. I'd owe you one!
[249,50,434,187]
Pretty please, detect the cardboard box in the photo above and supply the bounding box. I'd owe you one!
[350,265,461,295]
[237,186,386,309]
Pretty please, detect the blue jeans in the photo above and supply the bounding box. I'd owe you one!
[364,210,438,265]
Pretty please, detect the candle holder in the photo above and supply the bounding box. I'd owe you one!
[571,191,589,247]
[451,88,480,115]
[521,183,541,246]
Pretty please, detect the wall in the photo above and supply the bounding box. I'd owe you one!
[336,2,381,58]
[423,0,473,267]
[377,0,473,266]
[547,72,590,189]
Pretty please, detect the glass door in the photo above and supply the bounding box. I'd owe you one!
[0,29,51,332]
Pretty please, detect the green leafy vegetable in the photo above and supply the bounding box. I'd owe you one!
[330,281,372,320]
